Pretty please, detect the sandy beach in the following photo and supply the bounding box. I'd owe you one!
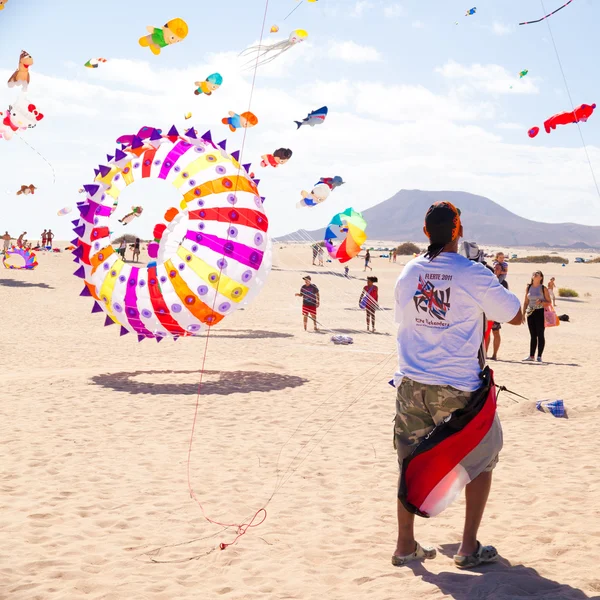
[2,243,600,600]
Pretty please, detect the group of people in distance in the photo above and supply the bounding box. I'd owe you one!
[116,238,141,262]
[1,230,53,251]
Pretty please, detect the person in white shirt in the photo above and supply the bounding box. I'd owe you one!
[392,201,522,569]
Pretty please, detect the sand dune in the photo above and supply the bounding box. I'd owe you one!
[1,244,599,599]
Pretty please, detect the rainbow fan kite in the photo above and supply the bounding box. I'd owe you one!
[324,208,367,263]
[3,246,38,270]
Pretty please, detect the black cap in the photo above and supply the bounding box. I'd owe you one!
[424,202,462,245]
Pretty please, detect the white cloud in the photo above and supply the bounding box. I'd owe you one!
[351,0,374,17]
[436,60,540,95]
[327,41,382,63]
[491,21,514,36]
[411,20,424,28]
[383,3,404,17]
[496,122,524,130]
[2,51,600,243]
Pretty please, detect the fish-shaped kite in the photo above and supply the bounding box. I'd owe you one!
[519,69,529,78]
[294,106,328,129]
[465,7,476,16]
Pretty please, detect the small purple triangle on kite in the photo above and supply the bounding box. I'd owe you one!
[73,257,80,264]
[119,326,129,336]
[80,286,92,297]
[231,150,240,161]
[106,154,114,162]
[98,165,112,178]
[71,219,80,226]
[168,125,178,137]
[201,130,212,143]
[242,163,251,173]
[185,128,197,138]
[253,179,260,185]
[73,224,86,237]
[84,184,100,196]
[74,265,86,278]
[91,301,103,314]
[70,238,79,246]
[150,129,162,141]
[260,196,265,201]
[156,336,163,343]
[131,136,144,149]
[115,149,128,162]
[218,140,226,150]
[72,245,84,258]
[94,168,100,176]
[138,335,145,342]
[173,336,179,342]
[78,205,90,217]
[104,315,114,327]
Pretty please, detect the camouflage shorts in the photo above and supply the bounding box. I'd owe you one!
[394,378,499,472]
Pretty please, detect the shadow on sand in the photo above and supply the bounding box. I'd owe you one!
[0,278,54,289]
[91,369,308,396]
[493,358,580,367]
[399,547,595,600]
[207,329,294,340]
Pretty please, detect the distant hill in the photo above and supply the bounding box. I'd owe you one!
[277,190,600,248]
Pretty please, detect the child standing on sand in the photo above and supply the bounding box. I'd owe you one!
[359,276,379,332]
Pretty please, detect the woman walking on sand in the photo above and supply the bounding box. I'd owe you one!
[548,277,557,307]
[364,249,372,272]
[522,271,553,363]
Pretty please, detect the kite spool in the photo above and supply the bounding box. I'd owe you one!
[72,127,270,341]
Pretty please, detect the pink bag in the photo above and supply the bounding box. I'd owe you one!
[544,305,560,328]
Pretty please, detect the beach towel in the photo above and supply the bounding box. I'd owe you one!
[399,367,502,518]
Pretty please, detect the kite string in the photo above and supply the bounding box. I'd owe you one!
[185,0,271,552]
[282,0,304,21]
[15,132,56,184]
[540,0,600,200]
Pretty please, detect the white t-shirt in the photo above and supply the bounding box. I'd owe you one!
[394,253,521,392]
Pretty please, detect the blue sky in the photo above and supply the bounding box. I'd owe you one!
[1,0,600,240]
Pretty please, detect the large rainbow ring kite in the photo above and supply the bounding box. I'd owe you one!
[3,246,38,270]
[72,126,270,341]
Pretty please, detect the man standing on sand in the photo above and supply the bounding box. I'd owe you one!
[46,229,54,249]
[296,275,320,331]
[2,231,11,252]
[392,201,522,569]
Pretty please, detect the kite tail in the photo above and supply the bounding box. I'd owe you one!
[294,121,302,129]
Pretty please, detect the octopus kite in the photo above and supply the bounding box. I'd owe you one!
[240,29,308,70]
[118,206,144,225]
[528,103,596,137]
[72,125,270,340]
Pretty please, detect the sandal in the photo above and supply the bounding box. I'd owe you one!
[453,541,498,569]
[391,542,436,567]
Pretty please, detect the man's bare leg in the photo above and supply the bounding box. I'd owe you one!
[457,470,492,556]
[394,498,417,556]
[303,315,308,331]
[491,331,501,360]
